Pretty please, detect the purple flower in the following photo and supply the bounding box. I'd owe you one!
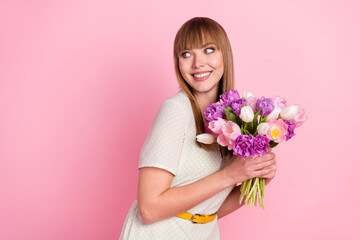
[220,90,241,103]
[256,97,275,116]
[204,102,225,121]
[233,135,255,158]
[284,120,296,141]
[253,135,270,157]
[230,99,247,116]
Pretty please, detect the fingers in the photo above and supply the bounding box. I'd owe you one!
[257,164,277,178]
[256,159,276,171]
[251,152,276,164]
[235,152,275,163]
[230,152,277,182]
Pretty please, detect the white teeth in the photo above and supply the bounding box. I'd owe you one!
[194,72,211,78]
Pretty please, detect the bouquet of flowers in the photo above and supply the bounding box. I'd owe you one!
[196,90,307,209]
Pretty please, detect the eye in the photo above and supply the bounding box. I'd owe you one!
[205,47,215,54]
[181,52,191,58]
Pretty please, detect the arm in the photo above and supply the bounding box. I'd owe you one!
[138,152,277,225]
[217,185,244,219]
[137,167,230,225]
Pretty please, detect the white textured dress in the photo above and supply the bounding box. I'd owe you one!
[120,90,235,240]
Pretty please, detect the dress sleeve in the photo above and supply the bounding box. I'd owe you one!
[138,99,186,175]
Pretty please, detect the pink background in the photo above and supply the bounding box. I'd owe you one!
[1,0,359,239]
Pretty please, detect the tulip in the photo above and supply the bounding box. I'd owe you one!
[266,119,288,143]
[217,134,228,147]
[196,133,216,144]
[222,121,241,140]
[227,139,235,150]
[240,106,254,123]
[273,96,287,109]
[242,91,254,99]
[246,96,257,112]
[217,134,235,150]
[257,122,270,135]
[292,107,308,127]
[266,106,282,121]
[280,105,298,121]
[208,118,226,134]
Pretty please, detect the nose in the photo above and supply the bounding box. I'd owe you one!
[192,53,205,69]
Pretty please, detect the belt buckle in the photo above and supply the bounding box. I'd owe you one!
[190,213,204,224]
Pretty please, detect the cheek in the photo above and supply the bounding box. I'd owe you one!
[210,55,224,71]
[178,62,192,83]
[212,60,224,76]
[178,61,190,75]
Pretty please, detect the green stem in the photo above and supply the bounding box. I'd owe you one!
[246,178,258,202]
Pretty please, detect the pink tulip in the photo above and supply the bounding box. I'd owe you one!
[266,118,288,143]
[217,134,235,150]
[292,107,308,127]
[217,134,228,147]
[227,138,235,150]
[208,118,226,134]
[222,121,241,140]
[273,96,287,109]
[246,96,257,112]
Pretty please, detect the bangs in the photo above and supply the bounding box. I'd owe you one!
[174,21,223,56]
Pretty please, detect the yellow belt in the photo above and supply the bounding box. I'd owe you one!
[136,196,217,224]
[176,211,217,224]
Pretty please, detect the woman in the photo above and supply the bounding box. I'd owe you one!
[120,17,277,240]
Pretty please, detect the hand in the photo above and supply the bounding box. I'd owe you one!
[260,149,277,185]
[222,148,277,186]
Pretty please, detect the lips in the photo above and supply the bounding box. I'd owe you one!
[192,71,212,81]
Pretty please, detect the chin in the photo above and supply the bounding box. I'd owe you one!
[192,86,217,94]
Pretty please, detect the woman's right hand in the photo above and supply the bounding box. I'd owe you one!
[222,150,277,185]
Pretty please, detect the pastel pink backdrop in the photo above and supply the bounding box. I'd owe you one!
[1,0,359,239]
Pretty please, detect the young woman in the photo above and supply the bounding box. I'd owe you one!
[120,17,277,240]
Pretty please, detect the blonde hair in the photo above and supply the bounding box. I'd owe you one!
[173,17,235,151]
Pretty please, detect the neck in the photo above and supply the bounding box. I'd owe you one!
[195,86,220,116]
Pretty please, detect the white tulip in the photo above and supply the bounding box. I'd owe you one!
[266,106,282,121]
[240,106,254,123]
[196,133,215,144]
[280,105,299,121]
[257,122,270,135]
[242,92,254,99]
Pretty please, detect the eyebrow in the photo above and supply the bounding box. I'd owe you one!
[183,42,217,51]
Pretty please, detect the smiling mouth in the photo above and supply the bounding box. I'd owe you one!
[192,71,212,78]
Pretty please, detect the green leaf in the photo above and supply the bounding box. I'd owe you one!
[252,108,262,133]
[259,115,268,124]
[228,113,237,123]
[254,107,262,117]
[269,141,279,148]
[224,107,233,120]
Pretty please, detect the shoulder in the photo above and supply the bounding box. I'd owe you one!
[159,90,190,115]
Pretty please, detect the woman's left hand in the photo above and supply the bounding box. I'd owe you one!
[260,148,277,185]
